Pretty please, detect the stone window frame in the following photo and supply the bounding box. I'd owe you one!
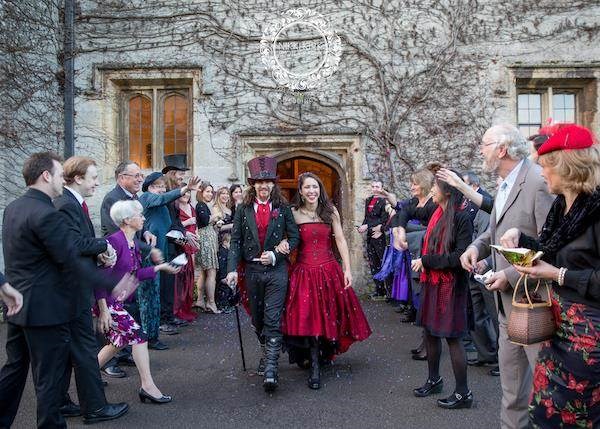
[120,86,192,171]
[95,67,202,171]
[509,66,597,135]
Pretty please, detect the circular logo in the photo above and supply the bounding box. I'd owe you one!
[261,9,342,91]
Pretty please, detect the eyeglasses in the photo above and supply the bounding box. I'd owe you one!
[120,173,144,179]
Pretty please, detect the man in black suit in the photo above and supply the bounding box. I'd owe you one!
[0,152,131,428]
[99,160,160,375]
[54,156,128,422]
[357,180,389,299]
[226,156,299,392]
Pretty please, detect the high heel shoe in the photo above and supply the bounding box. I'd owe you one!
[437,391,473,409]
[138,388,172,404]
[205,303,221,314]
[413,377,443,397]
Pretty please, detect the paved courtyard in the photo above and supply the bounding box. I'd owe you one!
[1,299,501,429]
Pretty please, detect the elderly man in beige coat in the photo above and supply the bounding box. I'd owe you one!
[460,124,554,429]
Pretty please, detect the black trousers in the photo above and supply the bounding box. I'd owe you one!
[0,322,70,429]
[367,235,387,295]
[469,278,499,362]
[245,263,288,340]
[159,271,175,324]
[60,310,106,414]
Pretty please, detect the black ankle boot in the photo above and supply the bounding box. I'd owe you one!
[413,377,443,397]
[437,391,473,409]
[263,337,282,392]
[308,343,321,390]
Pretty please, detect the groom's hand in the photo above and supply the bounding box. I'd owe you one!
[259,252,274,265]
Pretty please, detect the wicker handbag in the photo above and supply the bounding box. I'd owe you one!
[507,274,555,346]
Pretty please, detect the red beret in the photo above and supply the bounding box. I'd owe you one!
[537,123,596,156]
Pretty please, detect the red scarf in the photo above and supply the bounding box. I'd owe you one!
[420,206,455,313]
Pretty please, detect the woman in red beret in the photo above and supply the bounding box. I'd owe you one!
[500,124,600,428]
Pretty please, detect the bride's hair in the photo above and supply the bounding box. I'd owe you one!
[292,172,335,224]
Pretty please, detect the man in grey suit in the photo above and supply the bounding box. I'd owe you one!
[460,124,554,429]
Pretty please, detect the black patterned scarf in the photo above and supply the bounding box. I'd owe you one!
[539,187,600,263]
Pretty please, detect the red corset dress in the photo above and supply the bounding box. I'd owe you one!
[282,223,371,356]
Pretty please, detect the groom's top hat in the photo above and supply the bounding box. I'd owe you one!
[247,156,278,184]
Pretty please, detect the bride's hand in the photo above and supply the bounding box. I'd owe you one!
[344,270,353,289]
[275,239,290,255]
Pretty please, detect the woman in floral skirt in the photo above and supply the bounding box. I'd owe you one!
[501,124,600,428]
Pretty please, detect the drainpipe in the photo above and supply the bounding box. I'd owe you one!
[63,0,75,158]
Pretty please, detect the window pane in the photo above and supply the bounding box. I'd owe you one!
[518,94,529,109]
[517,93,541,131]
[553,94,564,109]
[128,95,152,169]
[519,125,538,138]
[564,94,575,109]
[552,93,576,124]
[163,95,188,156]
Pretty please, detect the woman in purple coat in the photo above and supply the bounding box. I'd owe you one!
[94,200,179,404]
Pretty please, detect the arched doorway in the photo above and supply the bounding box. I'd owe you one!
[277,157,341,211]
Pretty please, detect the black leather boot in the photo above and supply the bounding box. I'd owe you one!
[308,342,321,390]
[257,343,266,376]
[263,337,282,392]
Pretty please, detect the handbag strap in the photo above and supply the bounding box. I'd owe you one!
[512,273,552,309]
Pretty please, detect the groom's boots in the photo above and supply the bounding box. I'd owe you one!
[263,337,282,392]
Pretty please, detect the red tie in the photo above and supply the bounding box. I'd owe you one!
[82,201,90,219]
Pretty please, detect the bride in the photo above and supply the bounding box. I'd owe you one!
[276,172,371,390]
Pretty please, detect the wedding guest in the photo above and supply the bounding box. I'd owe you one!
[357,180,389,299]
[160,154,197,333]
[194,182,220,314]
[138,172,199,349]
[229,184,244,217]
[499,124,600,428]
[213,187,234,310]
[461,124,554,427]
[174,189,199,322]
[99,161,159,378]
[278,173,371,390]
[95,200,179,404]
[0,152,130,427]
[396,167,474,409]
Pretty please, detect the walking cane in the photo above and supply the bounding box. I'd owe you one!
[230,279,247,371]
[234,304,247,371]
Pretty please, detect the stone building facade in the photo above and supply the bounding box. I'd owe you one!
[2,1,600,288]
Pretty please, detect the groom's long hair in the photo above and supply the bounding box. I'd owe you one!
[243,183,286,208]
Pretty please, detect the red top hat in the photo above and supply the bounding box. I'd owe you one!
[537,123,596,156]
[247,156,278,184]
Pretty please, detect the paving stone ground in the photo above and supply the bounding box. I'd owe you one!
[1,299,502,429]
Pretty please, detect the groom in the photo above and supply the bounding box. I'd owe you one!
[226,156,299,392]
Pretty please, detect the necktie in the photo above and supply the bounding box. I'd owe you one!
[82,201,90,219]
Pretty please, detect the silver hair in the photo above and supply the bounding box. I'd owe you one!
[110,200,143,226]
[485,124,529,160]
